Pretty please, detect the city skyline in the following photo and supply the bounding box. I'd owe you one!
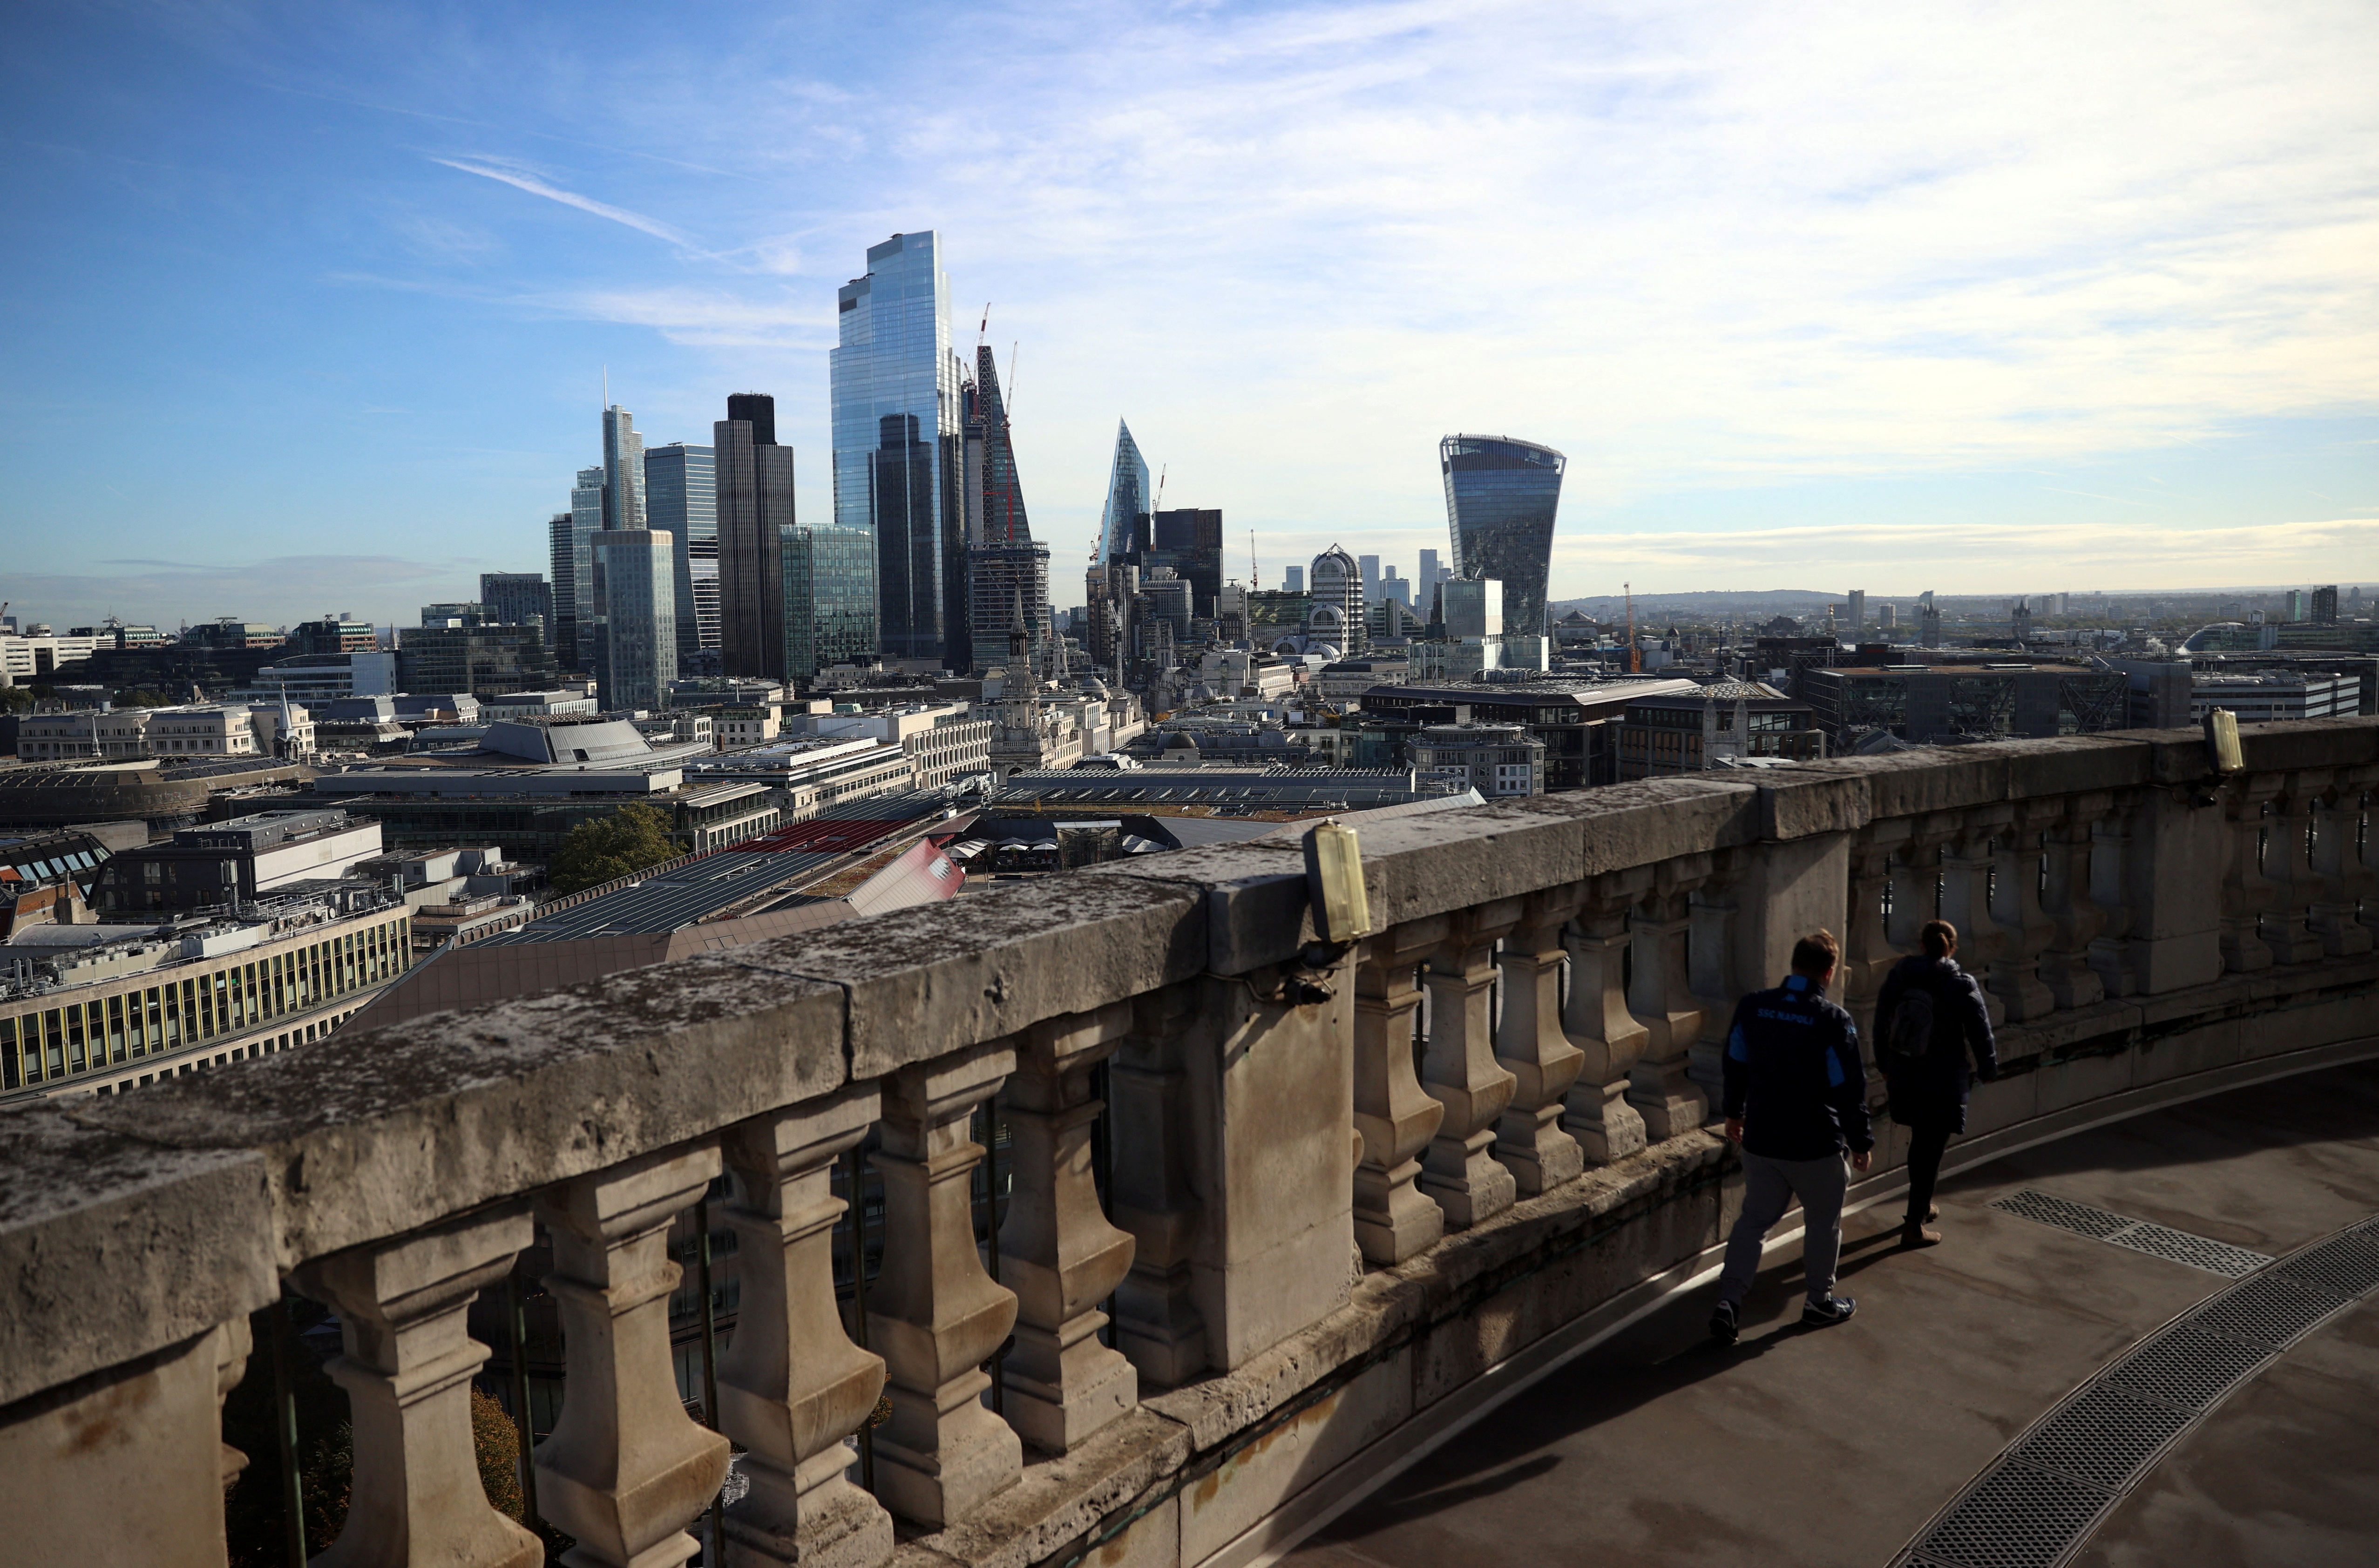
[3,1,2375,629]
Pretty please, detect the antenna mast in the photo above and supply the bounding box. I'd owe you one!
[1625,582,1639,674]
[1250,528,1259,592]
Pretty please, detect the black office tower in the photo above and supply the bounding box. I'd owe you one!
[715,393,794,681]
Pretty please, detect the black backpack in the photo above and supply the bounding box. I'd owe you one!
[1884,983,1937,1062]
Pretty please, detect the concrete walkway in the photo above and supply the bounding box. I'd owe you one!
[1275,1062,2379,1568]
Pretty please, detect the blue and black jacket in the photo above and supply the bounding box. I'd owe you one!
[1721,974,1874,1162]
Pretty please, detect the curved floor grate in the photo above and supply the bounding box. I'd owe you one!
[1894,1211,2379,1568]
[1987,1188,2274,1277]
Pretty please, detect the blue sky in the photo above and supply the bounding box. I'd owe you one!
[3,0,2375,631]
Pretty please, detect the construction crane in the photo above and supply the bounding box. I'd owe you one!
[1625,583,1640,674]
[1249,529,1259,591]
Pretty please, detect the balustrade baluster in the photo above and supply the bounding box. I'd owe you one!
[867,1041,1021,1527]
[2085,795,2141,998]
[1986,804,2057,1020]
[998,1002,1139,1453]
[1419,902,1523,1227]
[2261,777,2330,964]
[1352,918,1448,1263]
[1561,871,1652,1164]
[2039,793,2110,1010]
[1885,815,1957,950]
[1840,828,1905,1039]
[1938,812,2010,1026]
[1686,848,1745,1105]
[2219,779,2282,972]
[1492,887,1587,1196]
[294,1207,542,1568]
[2304,781,2373,956]
[1626,855,1712,1140]
[716,1088,894,1568]
[1110,984,1208,1385]
[2344,784,2379,940]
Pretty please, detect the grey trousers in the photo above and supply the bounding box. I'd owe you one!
[1716,1147,1849,1307]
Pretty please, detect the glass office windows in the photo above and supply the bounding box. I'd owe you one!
[108,995,126,1062]
[67,1004,86,1073]
[1440,435,1566,639]
[782,523,881,678]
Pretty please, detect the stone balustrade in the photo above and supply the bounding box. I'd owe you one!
[6,720,2379,1568]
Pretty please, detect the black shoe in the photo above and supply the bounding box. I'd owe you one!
[1803,1295,1857,1326]
[1708,1299,1740,1345]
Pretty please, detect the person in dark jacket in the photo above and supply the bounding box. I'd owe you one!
[1873,919,1999,1249]
[1708,930,1872,1344]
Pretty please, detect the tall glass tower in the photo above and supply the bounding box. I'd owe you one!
[602,406,645,531]
[1099,420,1151,562]
[591,530,677,711]
[644,442,718,659]
[714,392,796,682]
[1440,434,1566,637]
[832,232,964,669]
[565,466,606,671]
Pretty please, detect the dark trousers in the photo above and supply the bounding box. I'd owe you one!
[1905,1122,1953,1226]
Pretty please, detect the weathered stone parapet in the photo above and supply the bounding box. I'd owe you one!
[7,721,2378,1568]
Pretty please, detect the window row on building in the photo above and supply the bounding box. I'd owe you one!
[1,913,409,1095]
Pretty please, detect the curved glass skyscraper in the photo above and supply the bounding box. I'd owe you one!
[1099,420,1151,562]
[1440,434,1565,637]
[832,232,964,668]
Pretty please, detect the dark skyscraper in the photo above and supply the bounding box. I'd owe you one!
[832,232,965,670]
[479,572,553,633]
[963,344,1051,675]
[715,393,796,681]
[1440,434,1566,638]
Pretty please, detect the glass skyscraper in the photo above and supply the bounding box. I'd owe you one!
[644,442,718,659]
[592,530,677,712]
[565,466,606,671]
[1440,434,1565,638]
[781,523,880,679]
[832,232,964,669]
[1099,420,1151,562]
[602,406,645,531]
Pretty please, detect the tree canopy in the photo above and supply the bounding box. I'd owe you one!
[548,804,681,896]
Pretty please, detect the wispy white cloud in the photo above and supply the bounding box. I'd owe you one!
[431,157,701,250]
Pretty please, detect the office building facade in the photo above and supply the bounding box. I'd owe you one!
[1441,434,1566,638]
[1100,420,1152,563]
[602,405,645,533]
[592,530,678,712]
[963,344,1051,676]
[480,573,554,634]
[644,442,719,659]
[565,467,606,670]
[1309,546,1366,655]
[781,524,880,680]
[716,393,796,683]
[832,232,964,669]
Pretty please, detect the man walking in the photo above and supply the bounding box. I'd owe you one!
[1709,930,1871,1344]
[1873,919,1998,1249]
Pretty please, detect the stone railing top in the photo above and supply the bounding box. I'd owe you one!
[12,719,2377,1413]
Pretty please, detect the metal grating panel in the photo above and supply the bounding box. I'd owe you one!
[2011,1384,2190,1490]
[2187,1272,2349,1349]
[2102,1222,2271,1278]
[2104,1324,2269,1410]
[2274,1230,2379,1296]
[1988,1189,2135,1239]
[1918,1463,2110,1568]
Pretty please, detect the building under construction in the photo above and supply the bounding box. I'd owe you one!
[961,339,1056,679]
